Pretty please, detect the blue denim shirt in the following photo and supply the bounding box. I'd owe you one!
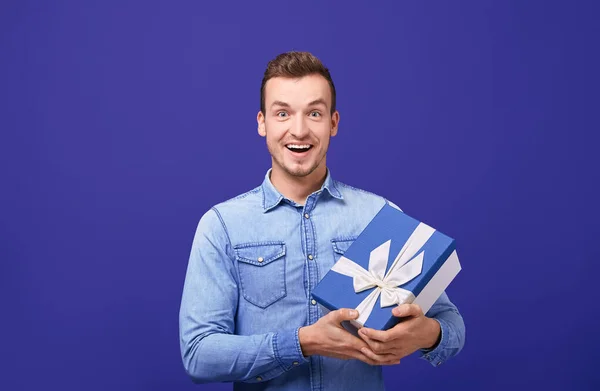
[179,169,465,391]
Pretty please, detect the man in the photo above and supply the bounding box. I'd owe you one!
[179,51,465,390]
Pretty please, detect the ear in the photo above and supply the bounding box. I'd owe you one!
[330,110,340,137]
[257,110,266,137]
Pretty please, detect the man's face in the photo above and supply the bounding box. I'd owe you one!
[257,74,339,178]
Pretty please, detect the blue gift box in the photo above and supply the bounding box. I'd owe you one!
[312,204,461,331]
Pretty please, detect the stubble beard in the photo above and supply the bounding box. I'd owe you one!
[267,138,329,178]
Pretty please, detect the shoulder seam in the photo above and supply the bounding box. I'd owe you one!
[211,206,234,261]
[334,181,386,200]
[222,186,261,204]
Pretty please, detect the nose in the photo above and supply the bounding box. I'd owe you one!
[289,115,309,139]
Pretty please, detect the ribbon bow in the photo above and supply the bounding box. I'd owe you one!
[330,223,435,326]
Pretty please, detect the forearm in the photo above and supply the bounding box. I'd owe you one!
[181,328,306,384]
[422,317,442,350]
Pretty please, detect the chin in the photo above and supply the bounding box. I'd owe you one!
[283,167,311,177]
[284,163,320,178]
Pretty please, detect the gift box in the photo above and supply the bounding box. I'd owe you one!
[312,203,461,331]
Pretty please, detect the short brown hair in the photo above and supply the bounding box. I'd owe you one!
[260,51,337,114]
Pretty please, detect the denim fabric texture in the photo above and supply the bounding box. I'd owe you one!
[179,169,465,391]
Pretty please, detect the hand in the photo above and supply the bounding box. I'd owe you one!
[298,308,400,366]
[357,304,441,363]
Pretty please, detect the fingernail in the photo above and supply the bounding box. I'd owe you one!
[349,310,357,317]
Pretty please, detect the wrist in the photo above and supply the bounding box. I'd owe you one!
[298,325,318,357]
[423,318,441,350]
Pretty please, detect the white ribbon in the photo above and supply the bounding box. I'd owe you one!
[330,223,435,326]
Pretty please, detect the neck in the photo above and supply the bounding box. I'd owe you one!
[269,164,328,206]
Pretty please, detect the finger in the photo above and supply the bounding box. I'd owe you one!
[359,348,400,366]
[329,308,359,323]
[359,327,397,343]
[358,332,393,354]
[392,303,423,318]
[345,331,372,351]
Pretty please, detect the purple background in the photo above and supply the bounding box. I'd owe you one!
[1,1,598,390]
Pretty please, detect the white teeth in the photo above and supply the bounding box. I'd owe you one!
[286,144,311,149]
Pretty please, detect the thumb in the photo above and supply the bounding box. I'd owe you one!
[329,308,359,323]
[392,303,423,318]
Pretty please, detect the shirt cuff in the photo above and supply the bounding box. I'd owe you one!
[419,318,448,367]
[273,328,309,371]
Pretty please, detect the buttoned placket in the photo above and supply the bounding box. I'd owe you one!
[302,191,322,391]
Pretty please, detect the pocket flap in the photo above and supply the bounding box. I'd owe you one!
[331,237,357,255]
[235,242,286,266]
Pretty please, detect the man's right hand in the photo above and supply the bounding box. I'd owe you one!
[298,308,401,366]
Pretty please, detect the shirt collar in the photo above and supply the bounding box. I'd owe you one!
[261,168,343,212]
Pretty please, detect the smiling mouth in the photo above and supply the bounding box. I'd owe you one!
[286,144,313,153]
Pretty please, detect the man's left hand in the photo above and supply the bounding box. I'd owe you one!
[357,303,441,364]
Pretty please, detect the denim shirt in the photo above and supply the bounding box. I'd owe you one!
[179,169,465,391]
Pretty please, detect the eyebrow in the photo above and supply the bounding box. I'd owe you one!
[271,101,291,108]
[307,99,327,108]
[270,99,328,109]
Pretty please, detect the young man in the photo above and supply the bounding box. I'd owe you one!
[179,51,465,390]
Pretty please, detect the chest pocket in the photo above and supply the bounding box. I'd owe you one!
[331,237,358,264]
[234,242,287,309]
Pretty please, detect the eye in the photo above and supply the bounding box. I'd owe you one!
[276,111,288,118]
[309,111,321,118]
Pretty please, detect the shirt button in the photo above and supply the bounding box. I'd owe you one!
[257,257,264,263]
[311,299,317,305]
[437,362,442,366]
[256,376,262,381]
[293,361,299,365]
[308,254,314,260]
[304,213,310,219]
